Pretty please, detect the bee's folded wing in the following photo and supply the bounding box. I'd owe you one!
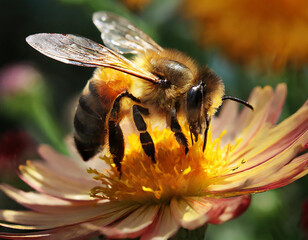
[93,11,163,55]
[26,33,159,83]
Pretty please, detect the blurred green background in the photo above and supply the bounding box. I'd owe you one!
[0,0,307,239]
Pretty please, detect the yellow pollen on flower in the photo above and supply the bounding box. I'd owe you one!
[88,124,243,203]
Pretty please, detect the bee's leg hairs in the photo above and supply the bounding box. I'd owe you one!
[108,91,140,175]
[132,105,156,163]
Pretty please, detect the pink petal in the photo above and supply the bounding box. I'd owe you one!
[207,100,308,193]
[229,99,308,170]
[206,194,251,224]
[0,184,100,214]
[0,224,99,240]
[211,84,286,149]
[0,201,137,230]
[0,232,51,239]
[170,197,211,230]
[93,204,159,239]
[38,145,89,178]
[228,84,286,151]
[265,83,286,124]
[237,152,308,193]
[64,136,110,171]
[208,148,308,194]
[141,205,179,240]
[170,195,251,226]
[235,86,273,132]
[212,100,239,141]
[234,88,274,152]
[19,160,97,200]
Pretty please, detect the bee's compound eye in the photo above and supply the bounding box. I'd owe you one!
[186,82,203,129]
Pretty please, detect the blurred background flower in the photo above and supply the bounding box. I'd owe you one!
[121,0,152,11]
[0,130,36,179]
[0,0,307,239]
[184,0,308,71]
[301,199,308,239]
[0,64,66,153]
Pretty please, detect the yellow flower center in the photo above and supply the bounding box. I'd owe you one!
[88,124,240,203]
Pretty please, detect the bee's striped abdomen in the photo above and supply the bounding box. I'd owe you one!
[74,79,114,161]
[74,67,131,161]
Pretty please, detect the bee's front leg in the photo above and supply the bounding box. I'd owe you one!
[202,116,211,152]
[169,107,189,154]
[132,105,156,163]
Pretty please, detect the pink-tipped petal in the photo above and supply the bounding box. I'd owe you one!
[0,232,51,239]
[208,149,308,195]
[225,85,286,152]
[239,152,308,193]
[0,223,99,240]
[141,205,179,240]
[212,100,239,141]
[170,197,211,230]
[235,86,273,135]
[265,83,287,124]
[206,99,308,194]
[94,204,159,239]
[0,184,102,214]
[19,160,98,200]
[229,99,308,170]
[206,195,251,224]
[0,201,138,230]
[64,136,110,171]
[38,145,88,178]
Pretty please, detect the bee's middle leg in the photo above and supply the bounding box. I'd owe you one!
[108,91,140,175]
[170,107,189,154]
[132,105,156,163]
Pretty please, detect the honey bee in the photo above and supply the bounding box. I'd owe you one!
[26,12,253,174]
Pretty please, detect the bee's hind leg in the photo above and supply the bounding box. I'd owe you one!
[108,91,140,175]
[170,107,189,154]
[132,105,156,163]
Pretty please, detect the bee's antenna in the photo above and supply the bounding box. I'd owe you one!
[222,96,254,110]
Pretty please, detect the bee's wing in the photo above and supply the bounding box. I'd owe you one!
[26,33,159,84]
[93,11,163,55]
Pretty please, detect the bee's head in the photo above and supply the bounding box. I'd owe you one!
[186,67,225,141]
[186,80,206,140]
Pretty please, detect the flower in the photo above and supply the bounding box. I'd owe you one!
[301,199,308,239]
[0,130,36,177]
[121,0,152,11]
[0,64,66,153]
[0,84,307,239]
[0,64,42,99]
[184,0,308,70]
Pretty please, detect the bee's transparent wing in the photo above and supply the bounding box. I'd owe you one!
[93,11,163,55]
[26,33,159,83]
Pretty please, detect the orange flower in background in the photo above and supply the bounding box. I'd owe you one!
[121,0,152,11]
[184,0,308,70]
[0,84,307,239]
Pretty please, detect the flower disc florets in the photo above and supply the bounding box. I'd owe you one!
[89,126,242,203]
